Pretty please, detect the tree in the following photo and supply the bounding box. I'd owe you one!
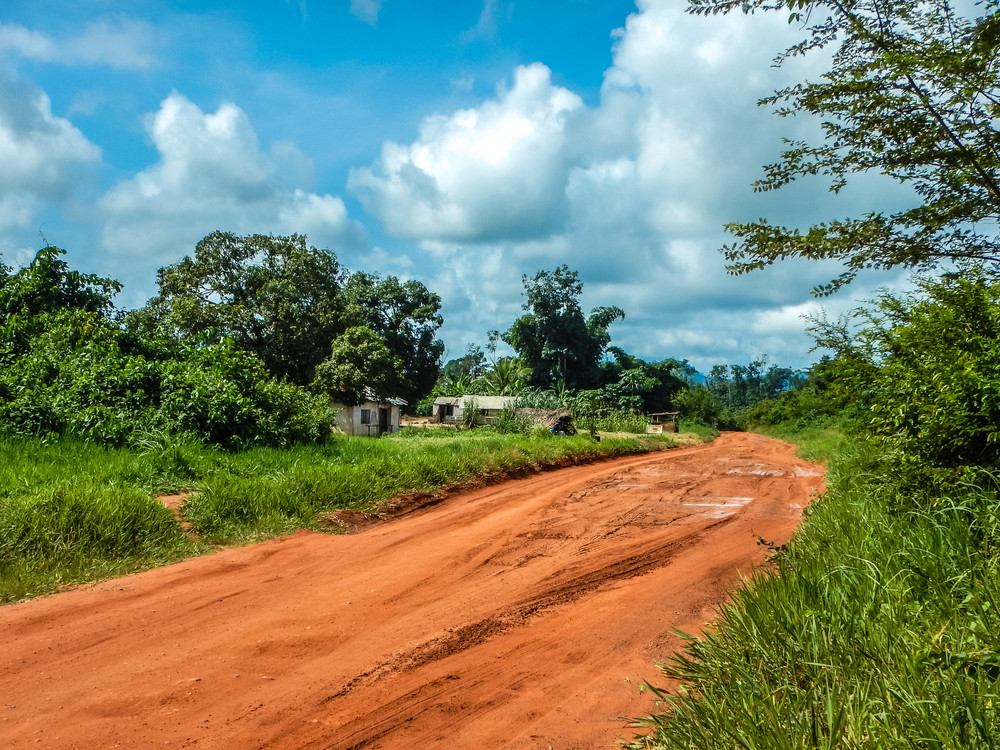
[136,232,445,402]
[474,357,533,396]
[440,344,487,387]
[341,272,444,404]
[704,356,804,409]
[503,265,624,389]
[0,246,120,322]
[600,348,689,413]
[690,0,1000,292]
[136,232,348,385]
[312,326,403,407]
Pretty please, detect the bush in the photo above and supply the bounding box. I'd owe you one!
[0,310,335,450]
[810,271,1000,489]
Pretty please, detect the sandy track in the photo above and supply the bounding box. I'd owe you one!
[0,432,823,749]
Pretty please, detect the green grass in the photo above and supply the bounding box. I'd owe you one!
[0,428,696,603]
[0,436,201,601]
[629,438,1000,749]
[752,423,847,464]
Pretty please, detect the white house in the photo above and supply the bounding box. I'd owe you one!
[332,391,407,436]
[431,395,516,425]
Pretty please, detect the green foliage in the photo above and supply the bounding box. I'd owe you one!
[470,356,533,396]
[503,265,624,389]
[673,385,727,429]
[705,356,805,411]
[135,232,444,401]
[155,341,337,450]
[0,246,120,326]
[0,305,335,450]
[312,326,403,406]
[739,359,861,432]
[601,349,689,414]
[689,0,1000,291]
[461,396,480,429]
[810,272,1000,484]
[136,231,349,385]
[342,271,444,403]
[0,240,450,449]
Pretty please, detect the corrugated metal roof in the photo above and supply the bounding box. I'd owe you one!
[432,395,516,410]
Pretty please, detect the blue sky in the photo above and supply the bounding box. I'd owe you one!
[0,0,912,372]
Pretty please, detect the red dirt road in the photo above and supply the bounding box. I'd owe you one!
[0,432,823,749]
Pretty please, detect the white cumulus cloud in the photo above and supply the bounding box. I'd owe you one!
[349,63,584,243]
[0,73,100,249]
[99,92,366,300]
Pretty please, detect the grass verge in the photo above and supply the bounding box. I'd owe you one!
[0,429,688,603]
[628,437,1000,748]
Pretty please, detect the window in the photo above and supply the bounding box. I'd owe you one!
[360,408,372,424]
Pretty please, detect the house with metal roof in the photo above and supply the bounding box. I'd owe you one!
[431,395,516,425]
[331,389,408,436]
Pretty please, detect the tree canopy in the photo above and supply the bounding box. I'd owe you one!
[135,231,444,401]
[133,232,349,385]
[503,265,624,389]
[689,0,1000,292]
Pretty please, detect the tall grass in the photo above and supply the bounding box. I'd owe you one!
[629,441,1000,748]
[0,440,198,601]
[595,412,650,434]
[752,423,847,464]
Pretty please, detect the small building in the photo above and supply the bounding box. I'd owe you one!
[432,395,516,425]
[332,391,407,436]
[646,411,680,434]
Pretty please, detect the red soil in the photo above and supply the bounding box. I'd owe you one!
[0,432,823,749]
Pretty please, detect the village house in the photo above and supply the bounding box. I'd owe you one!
[431,395,517,425]
[331,390,407,436]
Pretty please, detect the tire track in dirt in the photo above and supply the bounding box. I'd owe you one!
[0,432,823,749]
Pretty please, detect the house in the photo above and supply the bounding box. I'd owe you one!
[432,395,516,425]
[332,390,407,436]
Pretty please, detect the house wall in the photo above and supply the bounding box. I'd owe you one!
[332,402,401,436]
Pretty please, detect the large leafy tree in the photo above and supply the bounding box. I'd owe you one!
[342,272,444,403]
[135,232,445,401]
[503,265,624,389]
[134,232,348,385]
[312,326,404,406]
[690,0,1000,292]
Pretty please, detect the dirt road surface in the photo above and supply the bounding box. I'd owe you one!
[0,432,823,749]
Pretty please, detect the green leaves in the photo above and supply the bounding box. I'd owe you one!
[312,326,404,407]
[694,0,1000,290]
[141,232,444,402]
[503,265,624,389]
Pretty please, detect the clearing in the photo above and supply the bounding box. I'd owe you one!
[0,432,823,749]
